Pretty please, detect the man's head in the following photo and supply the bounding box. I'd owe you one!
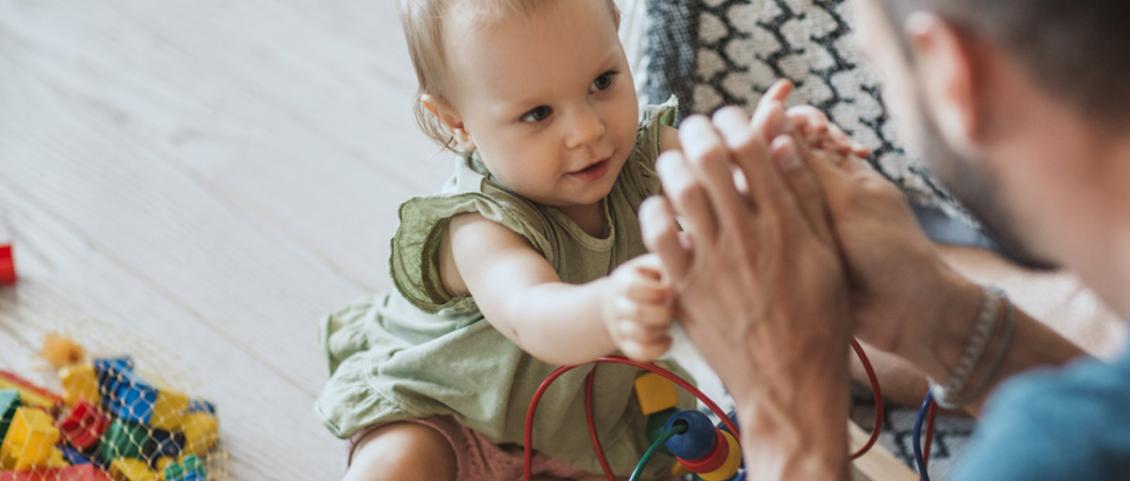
[851,0,1130,285]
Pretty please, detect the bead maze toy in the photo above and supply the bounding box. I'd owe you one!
[524,339,916,481]
[0,334,220,481]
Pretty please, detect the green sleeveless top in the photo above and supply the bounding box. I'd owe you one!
[315,98,694,479]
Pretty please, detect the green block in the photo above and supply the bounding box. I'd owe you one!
[163,462,184,481]
[164,454,207,481]
[98,418,147,463]
[181,454,206,476]
[0,389,19,444]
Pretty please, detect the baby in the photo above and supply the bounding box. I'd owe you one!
[317,0,695,480]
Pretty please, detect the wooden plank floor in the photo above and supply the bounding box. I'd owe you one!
[0,2,1123,481]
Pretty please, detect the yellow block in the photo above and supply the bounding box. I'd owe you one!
[47,447,67,468]
[151,388,189,431]
[634,372,679,415]
[699,431,742,481]
[0,407,61,470]
[60,363,101,406]
[111,458,159,481]
[181,412,219,455]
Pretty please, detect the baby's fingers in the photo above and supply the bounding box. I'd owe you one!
[613,297,673,328]
[620,336,673,362]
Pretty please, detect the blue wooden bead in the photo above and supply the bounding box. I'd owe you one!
[663,410,717,460]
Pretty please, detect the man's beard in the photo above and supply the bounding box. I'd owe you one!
[914,107,1059,271]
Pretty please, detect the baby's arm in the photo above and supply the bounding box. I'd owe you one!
[441,213,674,366]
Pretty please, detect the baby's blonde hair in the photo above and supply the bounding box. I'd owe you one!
[399,0,616,151]
[400,0,550,151]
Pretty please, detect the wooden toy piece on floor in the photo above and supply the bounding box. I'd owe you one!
[0,371,63,412]
[97,418,148,464]
[696,431,742,481]
[41,333,87,371]
[0,407,61,470]
[0,244,16,286]
[60,364,102,407]
[58,401,110,451]
[0,464,114,481]
[634,372,679,416]
[110,458,159,481]
[180,412,219,456]
[0,389,19,443]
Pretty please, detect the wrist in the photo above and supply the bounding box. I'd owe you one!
[898,267,985,382]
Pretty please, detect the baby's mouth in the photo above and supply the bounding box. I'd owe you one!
[568,157,611,182]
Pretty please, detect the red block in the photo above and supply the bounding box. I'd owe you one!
[0,244,14,285]
[0,465,113,481]
[57,401,110,451]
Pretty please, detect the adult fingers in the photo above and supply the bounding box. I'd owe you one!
[679,115,752,228]
[657,150,719,247]
[769,136,835,244]
[640,196,691,282]
[712,107,794,217]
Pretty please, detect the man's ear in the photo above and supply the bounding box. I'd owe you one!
[422,94,473,147]
[905,12,982,155]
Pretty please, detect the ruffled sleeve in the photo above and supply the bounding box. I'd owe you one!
[389,188,556,314]
[618,96,679,207]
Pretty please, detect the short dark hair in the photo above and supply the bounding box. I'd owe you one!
[876,0,1130,125]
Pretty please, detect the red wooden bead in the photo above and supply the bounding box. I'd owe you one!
[677,429,729,474]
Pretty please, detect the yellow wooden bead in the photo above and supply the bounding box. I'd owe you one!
[60,363,101,406]
[0,407,61,470]
[634,373,679,415]
[181,412,219,455]
[111,457,160,481]
[699,431,742,481]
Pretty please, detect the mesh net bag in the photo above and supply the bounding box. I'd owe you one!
[1,328,226,481]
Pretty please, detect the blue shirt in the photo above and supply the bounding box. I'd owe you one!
[952,343,1130,480]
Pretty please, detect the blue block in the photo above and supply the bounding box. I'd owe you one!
[663,410,717,461]
[94,357,134,410]
[111,372,158,424]
[188,399,216,414]
[61,444,92,465]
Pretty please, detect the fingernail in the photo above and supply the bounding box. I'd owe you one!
[778,142,802,171]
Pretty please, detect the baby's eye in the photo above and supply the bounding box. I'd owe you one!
[591,70,619,93]
[521,105,553,123]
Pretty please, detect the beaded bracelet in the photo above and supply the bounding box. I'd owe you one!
[927,285,1007,409]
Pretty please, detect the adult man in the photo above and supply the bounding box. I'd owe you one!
[639,0,1130,479]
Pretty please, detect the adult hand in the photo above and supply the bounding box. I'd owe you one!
[640,106,854,479]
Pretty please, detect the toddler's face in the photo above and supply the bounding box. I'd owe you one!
[443,0,639,208]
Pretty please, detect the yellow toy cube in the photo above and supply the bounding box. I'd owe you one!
[0,407,61,470]
[150,388,189,431]
[60,363,101,406]
[181,412,219,455]
[110,457,159,481]
[634,372,679,416]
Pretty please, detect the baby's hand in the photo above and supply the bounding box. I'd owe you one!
[786,105,871,159]
[602,254,674,362]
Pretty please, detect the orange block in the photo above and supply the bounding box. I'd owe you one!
[634,372,679,415]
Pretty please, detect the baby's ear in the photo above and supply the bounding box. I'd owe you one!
[421,94,475,150]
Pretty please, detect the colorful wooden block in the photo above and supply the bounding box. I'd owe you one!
[110,458,159,481]
[0,407,61,470]
[0,389,20,444]
[141,428,184,465]
[111,375,157,425]
[40,333,87,370]
[0,464,114,481]
[150,389,189,431]
[634,372,679,415]
[163,454,205,481]
[58,401,110,451]
[60,364,101,407]
[94,358,134,411]
[185,400,214,415]
[179,413,218,456]
[0,371,63,411]
[0,244,15,286]
[97,418,147,464]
